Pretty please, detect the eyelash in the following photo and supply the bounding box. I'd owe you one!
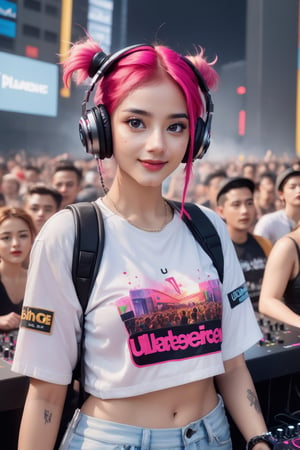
[126,118,187,133]
[0,234,29,241]
[168,123,187,133]
[127,118,143,129]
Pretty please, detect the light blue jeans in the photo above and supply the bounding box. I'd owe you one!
[59,395,232,449]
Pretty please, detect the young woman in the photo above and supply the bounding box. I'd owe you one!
[259,223,300,327]
[0,206,35,331]
[12,37,272,450]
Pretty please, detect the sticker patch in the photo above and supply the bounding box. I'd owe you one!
[20,306,54,334]
[227,282,249,308]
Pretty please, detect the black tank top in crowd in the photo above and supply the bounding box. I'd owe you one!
[284,237,300,314]
[0,280,23,318]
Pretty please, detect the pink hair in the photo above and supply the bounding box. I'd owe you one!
[63,38,219,211]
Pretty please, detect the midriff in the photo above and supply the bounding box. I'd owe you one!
[80,377,218,428]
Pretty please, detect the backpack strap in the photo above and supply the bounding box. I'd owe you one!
[66,201,105,311]
[169,201,224,283]
[65,201,105,406]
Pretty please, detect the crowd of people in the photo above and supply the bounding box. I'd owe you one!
[0,148,299,329]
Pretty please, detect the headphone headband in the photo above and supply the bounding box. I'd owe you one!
[81,44,152,119]
[88,51,109,78]
[90,44,152,90]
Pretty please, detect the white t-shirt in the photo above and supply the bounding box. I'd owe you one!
[12,200,261,399]
[254,209,295,244]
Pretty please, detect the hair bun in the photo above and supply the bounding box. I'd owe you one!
[88,51,109,77]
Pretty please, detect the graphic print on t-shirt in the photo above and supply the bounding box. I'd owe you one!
[115,278,222,367]
[233,235,267,309]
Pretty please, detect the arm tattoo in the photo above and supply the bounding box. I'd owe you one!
[247,389,261,413]
[44,409,52,424]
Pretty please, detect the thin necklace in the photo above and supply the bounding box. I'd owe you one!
[104,195,172,232]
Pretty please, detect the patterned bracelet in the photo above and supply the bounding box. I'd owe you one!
[246,433,276,450]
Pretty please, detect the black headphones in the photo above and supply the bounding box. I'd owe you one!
[79,44,214,162]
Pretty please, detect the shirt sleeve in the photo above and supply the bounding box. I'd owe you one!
[253,215,273,241]
[12,210,83,385]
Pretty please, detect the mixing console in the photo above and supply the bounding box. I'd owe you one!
[0,330,18,363]
[268,423,300,448]
[245,314,300,382]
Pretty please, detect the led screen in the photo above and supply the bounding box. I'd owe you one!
[0,0,17,19]
[0,52,58,116]
[0,17,16,38]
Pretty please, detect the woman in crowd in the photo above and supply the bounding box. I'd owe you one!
[259,222,300,327]
[12,36,272,450]
[0,206,35,331]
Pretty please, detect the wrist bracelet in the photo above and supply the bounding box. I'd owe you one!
[246,432,276,449]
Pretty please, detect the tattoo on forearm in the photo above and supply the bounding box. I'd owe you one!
[247,389,261,413]
[44,409,52,424]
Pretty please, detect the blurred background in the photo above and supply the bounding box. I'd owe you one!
[0,0,298,160]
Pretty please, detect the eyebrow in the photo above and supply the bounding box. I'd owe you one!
[123,108,188,120]
[0,229,29,235]
[29,202,54,207]
[230,196,253,202]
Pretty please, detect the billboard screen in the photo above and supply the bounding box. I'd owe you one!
[0,52,58,116]
[0,0,17,19]
[88,0,114,53]
[0,17,16,38]
[0,0,17,37]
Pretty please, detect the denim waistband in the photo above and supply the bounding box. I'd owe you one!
[71,394,227,448]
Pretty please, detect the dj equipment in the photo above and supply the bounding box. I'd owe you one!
[78,44,214,162]
[0,331,28,412]
[0,329,17,362]
[273,438,300,449]
[269,424,300,449]
[245,314,300,383]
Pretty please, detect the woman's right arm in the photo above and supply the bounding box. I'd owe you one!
[258,237,300,328]
[18,378,67,450]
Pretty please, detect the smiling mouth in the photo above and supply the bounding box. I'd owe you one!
[139,160,166,170]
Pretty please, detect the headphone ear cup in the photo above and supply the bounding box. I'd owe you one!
[79,109,97,156]
[79,107,106,158]
[79,105,112,159]
[101,106,113,159]
[193,117,205,159]
[181,117,205,163]
[94,105,113,159]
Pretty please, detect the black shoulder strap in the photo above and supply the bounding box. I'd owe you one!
[286,236,300,263]
[169,201,224,283]
[66,201,105,312]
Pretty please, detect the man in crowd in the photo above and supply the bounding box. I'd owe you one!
[51,163,82,209]
[23,184,63,233]
[1,173,23,207]
[216,177,272,311]
[254,168,300,243]
[254,171,277,220]
[241,162,257,182]
[201,169,227,211]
